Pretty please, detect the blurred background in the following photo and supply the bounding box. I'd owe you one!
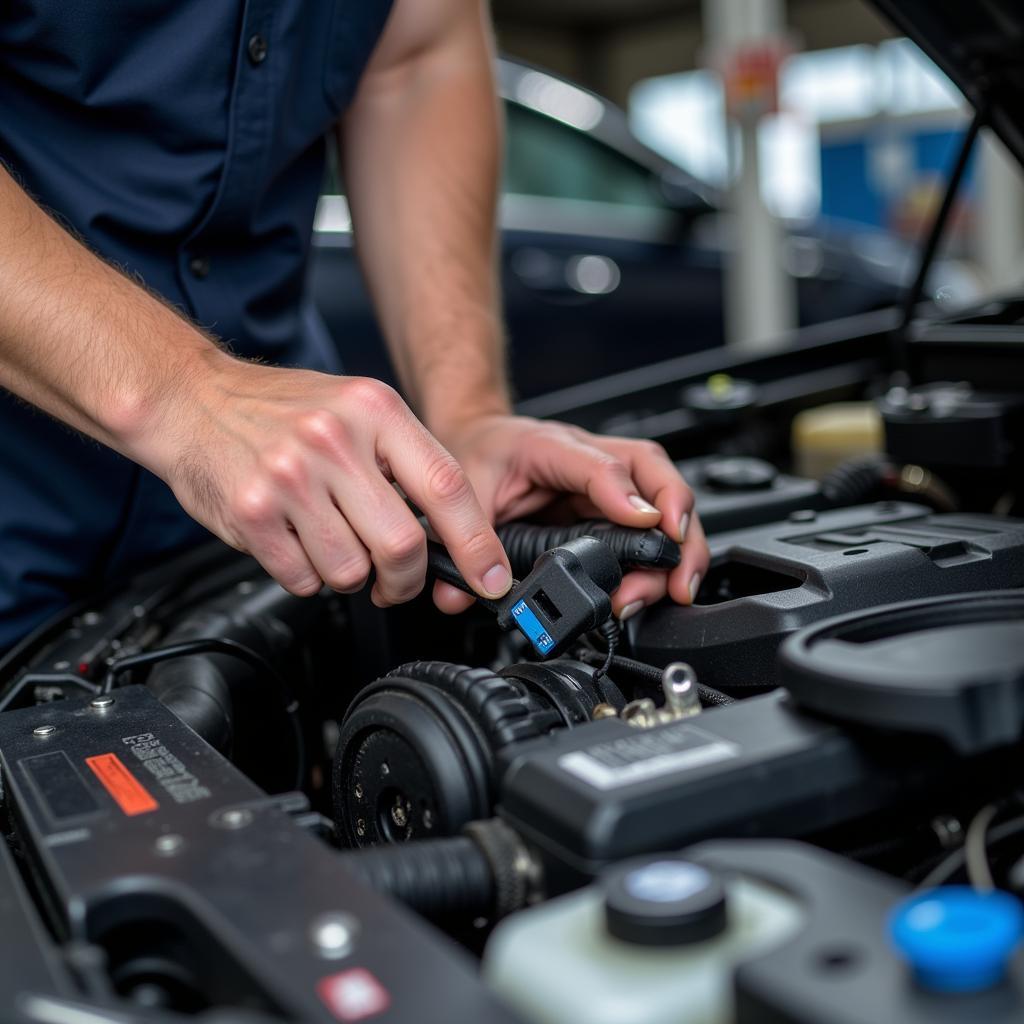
[311,0,1024,399]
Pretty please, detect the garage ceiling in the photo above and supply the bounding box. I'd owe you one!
[492,0,895,104]
[493,0,696,31]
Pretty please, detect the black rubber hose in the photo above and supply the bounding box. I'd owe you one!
[820,456,892,506]
[496,521,679,576]
[576,650,735,707]
[144,580,321,788]
[338,835,494,922]
[338,819,532,923]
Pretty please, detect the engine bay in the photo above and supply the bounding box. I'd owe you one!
[2,309,1024,1024]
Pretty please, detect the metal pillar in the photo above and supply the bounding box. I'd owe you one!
[702,0,797,350]
[977,130,1024,295]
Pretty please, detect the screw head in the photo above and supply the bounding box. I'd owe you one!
[391,801,408,829]
[213,808,254,830]
[380,762,390,778]
[154,834,185,856]
[422,808,434,830]
[89,696,115,710]
[32,725,56,738]
[310,912,359,959]
[353,783,364,800]
[355,818,366,837]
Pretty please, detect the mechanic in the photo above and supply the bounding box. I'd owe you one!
[0,0,709,653]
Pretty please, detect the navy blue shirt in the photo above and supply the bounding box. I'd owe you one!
[0,0,394,648]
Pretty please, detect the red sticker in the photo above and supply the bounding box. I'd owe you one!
[86,753,158,816]
[317,968,391,1021]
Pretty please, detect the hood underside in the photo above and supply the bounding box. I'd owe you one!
[871,0,1024,167]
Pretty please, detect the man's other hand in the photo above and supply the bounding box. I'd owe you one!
[433,414,710,618]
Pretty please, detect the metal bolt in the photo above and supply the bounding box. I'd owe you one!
[380,762,390,778]
[213,808,253,830]
[355,818,366,837]
[390,800,408,829]
[931,815,964,850]
[52,660,70,672]
[423,809,434,830]
[353,783,364,800]
[32,725,56,739]
[154,834,185,856]
[662,662,701,719]
[622,698,658,729]
[310,912,359,959]
[89,696,115,710]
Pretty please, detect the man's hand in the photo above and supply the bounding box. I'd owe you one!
[147,359,514,608]
[433,414,711,618]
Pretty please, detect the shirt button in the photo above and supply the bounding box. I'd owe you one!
[247,33,268,65]
[189,255,210,279]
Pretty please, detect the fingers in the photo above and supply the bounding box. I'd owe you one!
[669,511,709,606]
[619,440,696,545]
[231,492,323,597]
[291,503,373,595]
[612,569,668,619]
[432,579,476,615]
[382,418,513,601]
[522,434,665,530]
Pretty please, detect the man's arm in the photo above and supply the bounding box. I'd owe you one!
[339,0,507,431]
[341,0,710,615]
[0,165,513,606]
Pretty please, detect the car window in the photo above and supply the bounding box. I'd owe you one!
[503,102,669,210]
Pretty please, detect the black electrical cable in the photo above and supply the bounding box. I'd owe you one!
[591,618,620,681]
[102,637,306,790]
[575,649,735,707]
[496,521,680,576]
[425,541,515,615]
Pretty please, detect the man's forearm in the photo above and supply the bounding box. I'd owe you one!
[0,164,224,469]
[340,0,510,437]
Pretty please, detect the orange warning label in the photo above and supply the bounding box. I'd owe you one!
[86,753,158,816]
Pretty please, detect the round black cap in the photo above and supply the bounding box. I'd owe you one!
[703,457,777,492]
[603,856,727,947]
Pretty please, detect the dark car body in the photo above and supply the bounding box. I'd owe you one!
[308,59,924,400]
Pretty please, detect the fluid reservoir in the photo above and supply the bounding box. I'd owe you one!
[792,402,883,479]
[483,855,804,1024]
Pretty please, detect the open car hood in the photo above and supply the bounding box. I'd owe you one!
[871,0,1024,166]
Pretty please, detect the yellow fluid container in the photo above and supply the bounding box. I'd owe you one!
[792,402,884,480]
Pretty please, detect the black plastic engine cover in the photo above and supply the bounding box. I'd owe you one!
[676,455,823,534]
[630,503,1024,690]
[496,690,998,889]
[690,841,1024,1024]
[0,686,521,1023]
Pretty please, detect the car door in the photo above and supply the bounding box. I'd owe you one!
[499,101,725,399]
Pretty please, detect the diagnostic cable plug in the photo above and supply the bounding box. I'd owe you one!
[427,536,622,659]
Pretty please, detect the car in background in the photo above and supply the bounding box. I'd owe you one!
[308,58,973,400]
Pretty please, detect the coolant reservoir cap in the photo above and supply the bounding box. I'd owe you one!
[603,856,727,946]
[889,887,1024,993]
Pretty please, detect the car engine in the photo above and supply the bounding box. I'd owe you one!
[2,310,1024,1024]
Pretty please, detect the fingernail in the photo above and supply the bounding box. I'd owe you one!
[628,494,659,515]
[482,564,512,597]
[619,599,645,621]
[679,512,690,542]
[688,573,701,604]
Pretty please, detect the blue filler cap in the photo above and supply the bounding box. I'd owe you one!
[889,887,1024,993]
